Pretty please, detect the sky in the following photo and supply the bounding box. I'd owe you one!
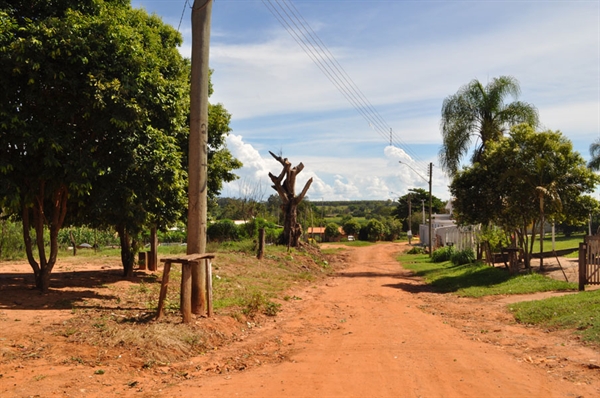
[131,0,599,202]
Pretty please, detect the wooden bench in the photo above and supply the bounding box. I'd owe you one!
[155,253,216,323]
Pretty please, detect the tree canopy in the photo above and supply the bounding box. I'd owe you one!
[450,124,598,268]
[0,0,241,286]
[439,76,539,176]
[392,188,445,225]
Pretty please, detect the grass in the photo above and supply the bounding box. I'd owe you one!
[398,251,600,345]
[48,239,336,364]
[509,289,600,343]
[531,232,584,256]
[397,254,576,298]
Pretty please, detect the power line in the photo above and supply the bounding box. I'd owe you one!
[177,0,190,32]
[262,0,427,170]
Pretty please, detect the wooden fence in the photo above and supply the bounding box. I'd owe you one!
[578,235,600,291]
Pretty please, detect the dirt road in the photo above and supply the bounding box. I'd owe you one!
[164,242,599,397]
[1,242,598,397]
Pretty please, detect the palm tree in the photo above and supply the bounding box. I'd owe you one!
[588,138,600,170]
[439,76,539,176]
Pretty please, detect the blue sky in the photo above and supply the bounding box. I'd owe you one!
[131,0,599,202]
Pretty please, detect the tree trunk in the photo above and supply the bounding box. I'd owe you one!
[149,226,158,271]
[69,230,77,256]
[268,151,313,249]
[282,201,302,248]
[21,182,68,292]
[117,225,135,278]
[257,228,265,259]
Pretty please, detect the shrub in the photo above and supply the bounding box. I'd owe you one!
[324,222,341,241]
[477,225,509,253]
[450,248,476,266]
[406,246,426,255]
[207,219,240,242]
[431,245,454,262]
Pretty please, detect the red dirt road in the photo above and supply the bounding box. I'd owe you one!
[1,242,598,397]
[165,242,599,397]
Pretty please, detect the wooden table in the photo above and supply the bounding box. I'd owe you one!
[155,253,216,323]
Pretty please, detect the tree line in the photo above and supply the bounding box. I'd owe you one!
[0,0,241,290]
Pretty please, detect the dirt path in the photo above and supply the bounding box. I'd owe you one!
[164,242,599,397]
[1,243,599,397]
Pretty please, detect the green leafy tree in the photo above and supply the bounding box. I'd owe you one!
[392,188,444,229]
[557,195,600,236]
[342,218,361,237]
[324,222,341,242]
[0,0,158,289]
[383,218,403,241]
[0,1,241,286]
[451,124,598,269]
[439,76,539,176]
[364,219,388,242]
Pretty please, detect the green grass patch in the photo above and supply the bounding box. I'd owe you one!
[509,289,600,344]
[398,254,576,297]
[531,233,584,256]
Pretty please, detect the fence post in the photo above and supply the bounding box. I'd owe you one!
[578,242,586,291]
[257,228,265,259]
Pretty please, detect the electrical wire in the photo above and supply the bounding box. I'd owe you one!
[262,0,428,171]
[177,0,190,32]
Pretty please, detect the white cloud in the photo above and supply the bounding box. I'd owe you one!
[223,135,452,201]
[136,1,598,201]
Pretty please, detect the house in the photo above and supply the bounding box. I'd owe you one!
[306,226,346,242]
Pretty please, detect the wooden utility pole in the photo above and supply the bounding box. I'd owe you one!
[188,0,213,314]
[428,162,433,257]
[407,194,412,244]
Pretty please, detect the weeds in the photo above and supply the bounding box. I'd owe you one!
[406,246,426,255]
[240,291,282,318]
[31,239,334,365]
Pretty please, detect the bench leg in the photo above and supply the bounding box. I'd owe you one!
[181,262,192,323]
[155,262,171,320]
[206,258,213,317]
[192,259,207,315]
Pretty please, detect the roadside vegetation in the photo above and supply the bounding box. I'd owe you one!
[398,251,599,345]
[509,290,600,343]
[31,239,337,366]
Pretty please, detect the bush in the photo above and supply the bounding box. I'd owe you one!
[207,219,240,242]
[431,246,454,262]
[342,218,361,236]
[0,218,25,260]
[324,222,341,241]
[406,246,426,255]
[450,248,476,266]
[477,225,509,253]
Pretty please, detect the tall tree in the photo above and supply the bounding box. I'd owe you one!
[392,188,444,226]
[0,1,239,286]
[439,76,539,176]
[451,124,598,270]
[0,0,147,289]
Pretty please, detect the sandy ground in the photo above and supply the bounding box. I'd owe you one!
[1,243,599,397]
